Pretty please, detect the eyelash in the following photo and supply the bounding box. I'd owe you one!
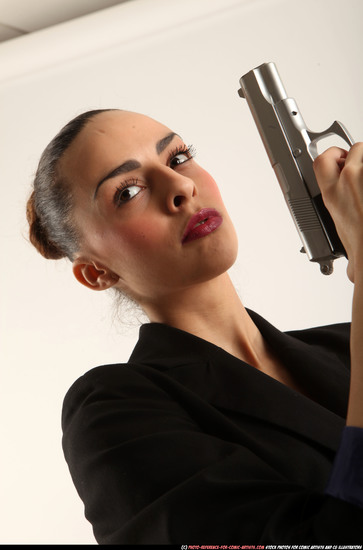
[113,177,142,208]
[113,143,196,207]
[167,144,196,167]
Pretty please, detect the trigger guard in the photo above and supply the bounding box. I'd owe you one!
[307,121,355,149]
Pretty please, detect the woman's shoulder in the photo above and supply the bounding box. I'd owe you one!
[63,360,162,398]
[285,320,350,348]
[61,356,197,435]
[247,309,351,368]
[285,321,351,367]
[61,362,156,427]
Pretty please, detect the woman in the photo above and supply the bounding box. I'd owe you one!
[27,109,363,543]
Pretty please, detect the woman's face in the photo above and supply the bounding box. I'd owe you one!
[59,110,238,306]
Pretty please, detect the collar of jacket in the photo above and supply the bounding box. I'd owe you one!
[128,309,350,452]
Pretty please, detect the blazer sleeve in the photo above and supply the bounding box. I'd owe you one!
[62,364,363,545]
[325,426,363,507]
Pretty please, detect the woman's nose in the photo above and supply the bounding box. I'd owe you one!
[156,167,196,213]
[168,174,196,212]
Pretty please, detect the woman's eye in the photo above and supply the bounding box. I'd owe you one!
[170,152,190,168]
[114,183,143,207]
[169,145,196,169]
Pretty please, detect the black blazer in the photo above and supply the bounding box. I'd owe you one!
[62,310,363,544]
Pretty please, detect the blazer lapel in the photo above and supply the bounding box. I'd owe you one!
[129,312,350,454]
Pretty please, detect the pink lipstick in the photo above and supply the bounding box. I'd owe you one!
[182,208,223,244]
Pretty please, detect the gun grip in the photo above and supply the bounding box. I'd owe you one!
[312,193,347,258]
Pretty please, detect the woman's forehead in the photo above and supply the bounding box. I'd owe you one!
[59,110,174,186]
[85,110,172,139]
[63,110,169,159]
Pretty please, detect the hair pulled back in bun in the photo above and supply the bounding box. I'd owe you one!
[26,109,117,261]
[26,190,66,260]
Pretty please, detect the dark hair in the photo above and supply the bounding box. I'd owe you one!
[26,109,117,260]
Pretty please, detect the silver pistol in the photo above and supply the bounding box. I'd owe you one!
[238,62,354,275]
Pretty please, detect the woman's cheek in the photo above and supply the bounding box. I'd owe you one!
[119,220,164,252]
[199,168,224,201]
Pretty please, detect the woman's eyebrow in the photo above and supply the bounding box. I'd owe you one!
[94,159,141,198]
[94,132,180,199]
[155,132,179,154]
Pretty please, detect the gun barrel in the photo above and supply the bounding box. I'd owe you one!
[240,62,287,104]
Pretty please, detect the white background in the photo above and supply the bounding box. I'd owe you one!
[1,0,362,544]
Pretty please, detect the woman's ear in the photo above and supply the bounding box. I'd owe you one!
[72,258,119,291]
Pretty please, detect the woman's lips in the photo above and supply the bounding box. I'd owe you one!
[182,208,223,244]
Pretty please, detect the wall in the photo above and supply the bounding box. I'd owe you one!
[1,0,362,543]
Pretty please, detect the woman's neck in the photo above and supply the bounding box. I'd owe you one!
[142,273,272,370]
[142,273,305,394]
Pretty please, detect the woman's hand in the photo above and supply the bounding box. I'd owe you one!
[315,144,363,428]
[313,143,363,283]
